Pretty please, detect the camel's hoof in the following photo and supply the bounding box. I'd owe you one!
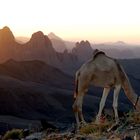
[115,119,120,125]
[81,121,87,126]
[95,117,100,124]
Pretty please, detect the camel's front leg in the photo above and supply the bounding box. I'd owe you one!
[113,85,121,124]
[95,87,110,124]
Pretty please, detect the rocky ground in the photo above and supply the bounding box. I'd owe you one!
[25,123,140,140]
[23,112,140,140]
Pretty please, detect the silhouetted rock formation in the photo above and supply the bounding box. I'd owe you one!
[0,26,19,62]
[72,40,93,62]
[28,31,53,49]
[0,26,15,45]
[21,31,59,66]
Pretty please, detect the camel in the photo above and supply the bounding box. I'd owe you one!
[73,49,140,129]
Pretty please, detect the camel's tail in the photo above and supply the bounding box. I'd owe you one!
[74,71,80,100]
[116,60,139,108]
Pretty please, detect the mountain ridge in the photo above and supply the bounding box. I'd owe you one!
[0,26,77,74]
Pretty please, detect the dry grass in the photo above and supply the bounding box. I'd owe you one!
[127,111,140,123]
[80,111,140,136]
[80,121,112,136]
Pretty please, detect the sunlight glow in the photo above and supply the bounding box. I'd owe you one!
[0,0,140,43]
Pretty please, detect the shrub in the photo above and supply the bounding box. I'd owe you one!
[2,129,23,140]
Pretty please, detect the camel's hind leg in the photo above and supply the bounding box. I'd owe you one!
[78,94,86,125]
[113,84,121,124]
[73,75,89,130]
[95,87,110,124]
[73,92,86,129]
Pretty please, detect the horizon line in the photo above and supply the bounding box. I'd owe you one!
[1,26,140,46]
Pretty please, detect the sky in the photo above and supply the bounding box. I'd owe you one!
[0,0,140,44]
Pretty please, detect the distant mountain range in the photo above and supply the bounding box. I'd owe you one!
[16,29,140,59]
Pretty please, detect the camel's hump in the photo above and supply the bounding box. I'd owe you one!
[93,49,105,59]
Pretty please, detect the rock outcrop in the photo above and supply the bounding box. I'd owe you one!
[72,40,93,63]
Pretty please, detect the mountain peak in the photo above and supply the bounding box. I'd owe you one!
[0,26,15,45]
[29,31,46,44]
[48,32,62,40]
[3,26,11,31]
[72,40,93,62]
[31,31,45,39]
[48,32,67,52]
[114,41,126,46]
[76,40,92,49]
[28,31,54,51]
[48,32,55,37]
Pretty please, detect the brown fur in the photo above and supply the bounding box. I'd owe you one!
[74,71,80,99]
